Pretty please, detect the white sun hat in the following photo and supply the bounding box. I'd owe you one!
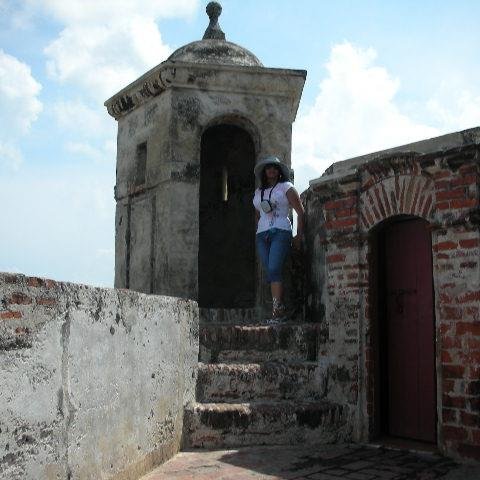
[254,155,291,182]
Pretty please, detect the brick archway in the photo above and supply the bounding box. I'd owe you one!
[360,172,435,232]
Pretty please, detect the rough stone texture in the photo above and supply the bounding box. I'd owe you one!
[199,307,259,325]
[185,314,350,448]
[105,55,306,322]
[303,129,480,461]
[196,361,326,402]
[184,401,348,448]
[202,2,226,41]
[198,323,319,363]
[0,273,198,480]
[168,40,263,67]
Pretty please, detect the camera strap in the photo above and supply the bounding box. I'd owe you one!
[261,182,278,204]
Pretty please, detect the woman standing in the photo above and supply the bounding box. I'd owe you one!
[253,155,305,321]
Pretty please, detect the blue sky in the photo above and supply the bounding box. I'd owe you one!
[1,0,480,287]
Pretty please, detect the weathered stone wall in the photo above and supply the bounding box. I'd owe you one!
[108,61,305,322]
[303,128,480,461]
[0,273,198,480]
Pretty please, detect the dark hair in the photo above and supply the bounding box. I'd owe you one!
[260,164,286,190]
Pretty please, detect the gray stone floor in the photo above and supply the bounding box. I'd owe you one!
[141,443,480,480]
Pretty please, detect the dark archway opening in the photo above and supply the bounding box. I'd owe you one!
[199,124,256,308]
[371,216,437,444]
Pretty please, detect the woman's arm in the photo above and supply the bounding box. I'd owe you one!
[255,209,260,230]
[286,187,305,249]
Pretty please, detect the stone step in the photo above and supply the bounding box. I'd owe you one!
[200,307,259,325]
[183,401,348,448]
[199,323,319,363]
[197,362,326,402]
[199,307,304,325]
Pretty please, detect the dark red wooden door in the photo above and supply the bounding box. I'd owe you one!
[384,218,436,442]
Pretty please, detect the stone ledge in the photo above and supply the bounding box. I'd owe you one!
[104,61,306,120]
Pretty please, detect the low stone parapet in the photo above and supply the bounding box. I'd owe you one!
[0,273,198,480]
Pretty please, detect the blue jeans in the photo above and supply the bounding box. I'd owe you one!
[256,228,292,283]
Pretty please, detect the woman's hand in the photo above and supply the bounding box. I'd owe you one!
[292,233,303,250]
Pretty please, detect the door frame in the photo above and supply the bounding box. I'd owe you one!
[368,214,438,444]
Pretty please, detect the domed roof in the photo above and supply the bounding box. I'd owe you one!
[167,2,263,68]
[167,39,263,67]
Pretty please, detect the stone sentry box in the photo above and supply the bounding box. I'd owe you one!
[105,3,305,322]
[303,127,480,461]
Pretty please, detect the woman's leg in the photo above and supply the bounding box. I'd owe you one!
[267,229,292,315]
[256,231,271,282]
[271,282,283,302]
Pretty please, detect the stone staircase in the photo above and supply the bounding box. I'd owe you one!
[183,314,349,448]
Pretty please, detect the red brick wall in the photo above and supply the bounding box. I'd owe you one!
[0,274,59,350]
[434,229,480,459]
[304,149,479,460]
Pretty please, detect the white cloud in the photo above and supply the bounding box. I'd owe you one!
[0,165,115,286]
[66,141,103,160]
[0,49,42,134]
[65,140,115,164]
[0,49,42,169]
[4,1,34,29]
[41,0,199,100]
[292,42,480,194]
[52,99,114,138]
[37,0,199,184]
[292,42,438,192]
[0,142,23,170]
[34,0,197,24]
[427,87,480,132]
[0,266,22,274]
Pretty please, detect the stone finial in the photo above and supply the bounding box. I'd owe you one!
[203,2,226,40]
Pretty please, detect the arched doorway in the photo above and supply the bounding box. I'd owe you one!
[374,216,436,443]
[198,124,256,309]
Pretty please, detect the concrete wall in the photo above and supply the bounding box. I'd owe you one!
[0,273,198,480]
[303,139,480,461]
